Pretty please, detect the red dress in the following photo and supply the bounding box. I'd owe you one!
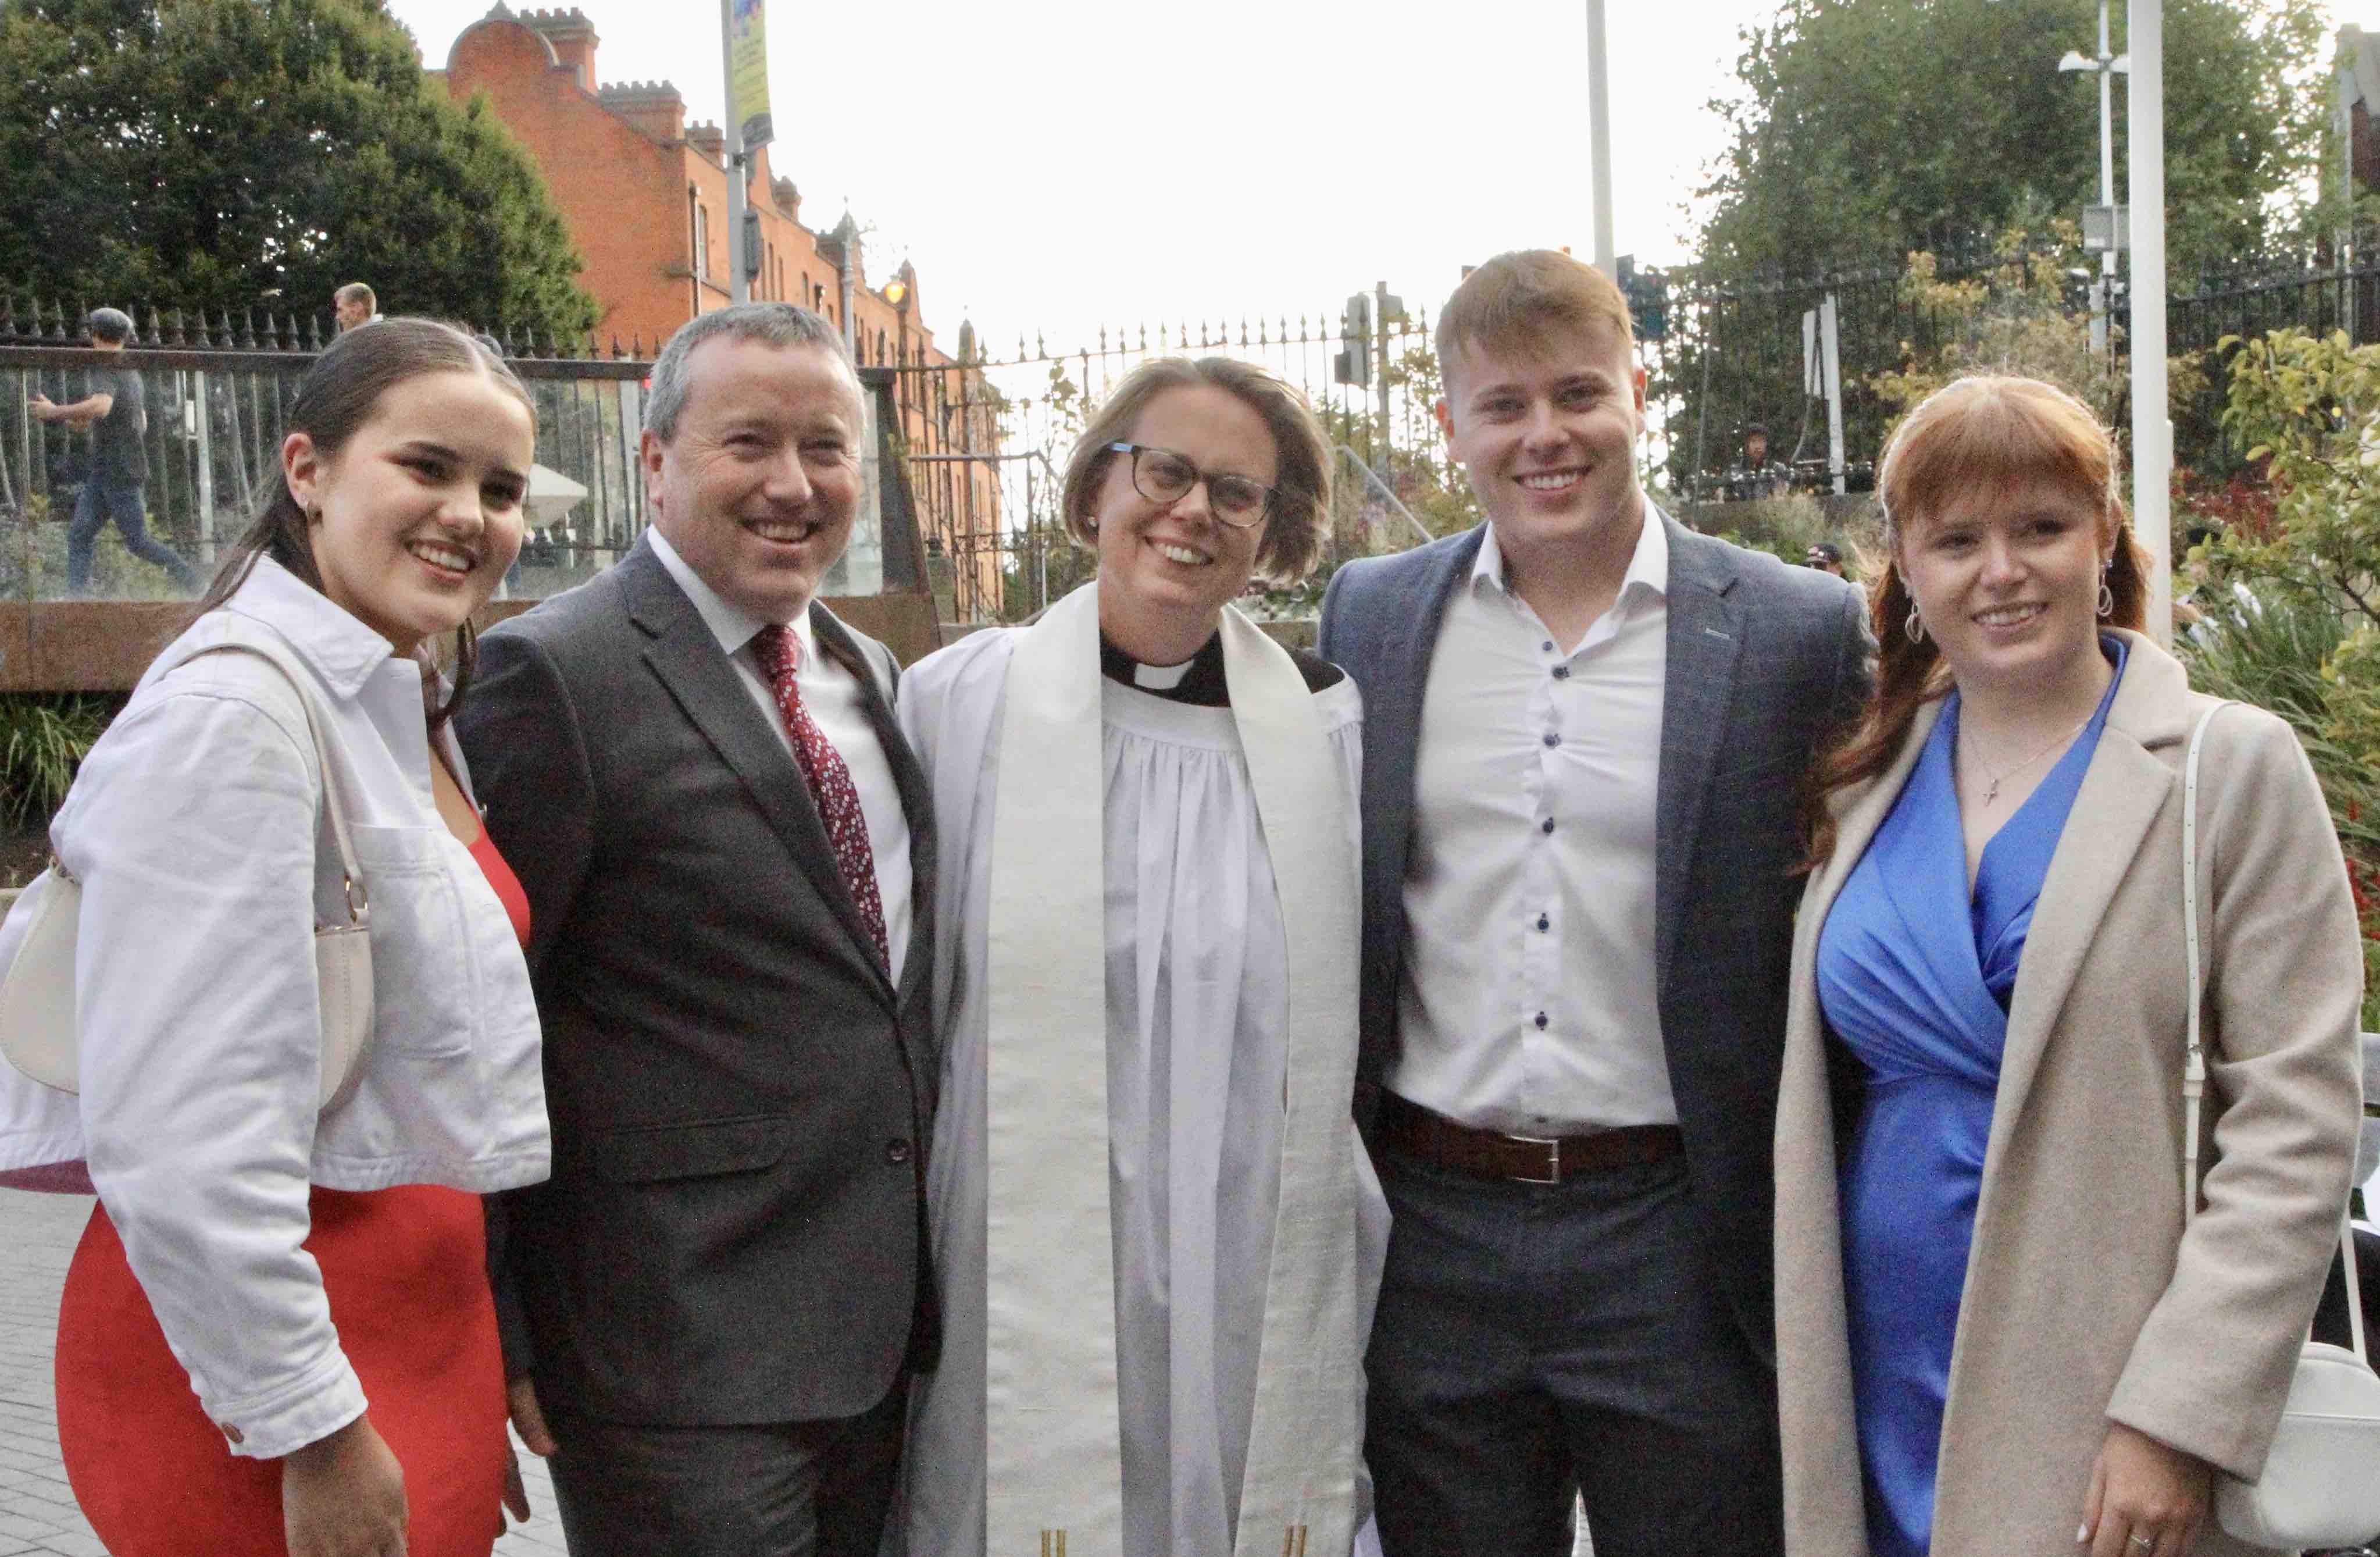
[55,829,533,1557]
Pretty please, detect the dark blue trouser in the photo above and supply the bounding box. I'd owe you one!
[1364,1146,1785,1557]
[67,475,197,595]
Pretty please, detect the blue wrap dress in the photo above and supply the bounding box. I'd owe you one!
[1813,639,2126,1557]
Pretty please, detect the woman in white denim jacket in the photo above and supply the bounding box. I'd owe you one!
[0,320,550,1557]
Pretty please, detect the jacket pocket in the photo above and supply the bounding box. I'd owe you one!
[345,824,477,1058]
[591,1115,791,1183]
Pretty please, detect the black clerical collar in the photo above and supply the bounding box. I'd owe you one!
[1098,630,1230,707]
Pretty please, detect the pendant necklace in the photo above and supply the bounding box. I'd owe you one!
[1965,714,2091,807]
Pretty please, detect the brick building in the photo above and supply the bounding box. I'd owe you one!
[429,3,1005,614]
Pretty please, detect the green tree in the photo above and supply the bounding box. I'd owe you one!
[0,0,597,340]
[2189,327,2380,1026]
[1696,0,2327,284]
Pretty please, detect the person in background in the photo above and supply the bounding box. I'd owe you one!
[891,357,1387,1556]
[1733,422,1792,500]
[455,302,935,1557]
[336,283,382,333]
[1807,542,1847,576]
[29,307,199,596]
[0,317,550,1557]
[1321,249,1870,1557]
[1775,374,2362,1557]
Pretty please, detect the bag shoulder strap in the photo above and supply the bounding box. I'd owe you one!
[2180,698,2366,1363]
[180,644,367,926]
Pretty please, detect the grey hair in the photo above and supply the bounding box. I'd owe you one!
[645,302,852,442]
[87,308,134,344]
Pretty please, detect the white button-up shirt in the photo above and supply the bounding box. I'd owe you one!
[0,556,549,1460]
[647,529,914,984]
[1390,514,1678,1135]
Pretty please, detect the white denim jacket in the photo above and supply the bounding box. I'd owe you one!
[0,557,549,1459]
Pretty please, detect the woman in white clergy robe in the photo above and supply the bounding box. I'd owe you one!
[890,357,1390,1557]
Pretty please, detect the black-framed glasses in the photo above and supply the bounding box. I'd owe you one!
[1106,442,1276,528]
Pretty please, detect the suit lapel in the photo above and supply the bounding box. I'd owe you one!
[1654,521,1747,992]
[1368,528,1485,928]
[811,601,932,1007]
[624,546,888,991]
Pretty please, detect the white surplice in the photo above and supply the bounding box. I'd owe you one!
[890,590,1389,1557]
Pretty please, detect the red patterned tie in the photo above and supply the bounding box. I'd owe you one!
[753,624,889,965]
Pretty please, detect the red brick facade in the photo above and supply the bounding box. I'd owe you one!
[429,3,956,372]
[428,4,1005,612]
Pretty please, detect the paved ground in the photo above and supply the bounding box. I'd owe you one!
[0,1189,566,1556]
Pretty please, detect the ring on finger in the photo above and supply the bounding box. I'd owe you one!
[2128,1533,2157,1552]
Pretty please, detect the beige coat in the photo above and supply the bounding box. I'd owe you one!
[1775,630,2366,1557]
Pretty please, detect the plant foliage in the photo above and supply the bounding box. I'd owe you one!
[0,0,598,339]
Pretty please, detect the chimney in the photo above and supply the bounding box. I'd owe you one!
[519,6,599,90]
[599,80,687,144]
[687,119,725,162]
[772,176,801,225]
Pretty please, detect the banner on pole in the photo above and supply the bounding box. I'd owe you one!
[731,0,773,149]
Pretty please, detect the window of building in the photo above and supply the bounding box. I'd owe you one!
[691,189,709,280]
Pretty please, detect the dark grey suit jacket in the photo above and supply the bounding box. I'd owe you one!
[456,536,937,1426]
[1317,512,1869,1356]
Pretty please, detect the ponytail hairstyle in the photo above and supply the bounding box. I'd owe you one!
[1803,375,2151,867]
[183,318,536,728]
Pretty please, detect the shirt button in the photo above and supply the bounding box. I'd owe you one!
[1543,732,1560,748]
[1541,817,1555,835]
[1537,914,1550,932]
[1552,665,1570,680]
[884,1139,913,1166]
[1541,640,1554,653]
[1535,1012,1549,1030]
[219,1423,244,1445]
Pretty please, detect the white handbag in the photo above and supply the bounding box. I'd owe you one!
[0,647,374,1113]
[2178,702,2380,1551]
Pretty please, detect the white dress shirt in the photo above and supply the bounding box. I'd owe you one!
[647,529,914,983]
[1391,513,1678,1135]
[0,557,549,1460]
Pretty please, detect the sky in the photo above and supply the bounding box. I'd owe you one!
[386,0,2380,361]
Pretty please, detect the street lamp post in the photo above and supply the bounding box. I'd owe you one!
[1586,0,1615,276]
[718,0,749,304]
[2058,0,2127,355]
[2129,0,2172,643]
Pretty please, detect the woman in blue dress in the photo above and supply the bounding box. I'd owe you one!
[1771,377,2364,1557]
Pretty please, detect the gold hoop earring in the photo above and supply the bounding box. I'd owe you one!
[1904,604,1926,644]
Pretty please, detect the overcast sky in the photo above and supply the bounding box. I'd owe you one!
[387,0,2380,359]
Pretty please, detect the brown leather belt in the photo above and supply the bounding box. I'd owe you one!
[1376,1091,1683,1186]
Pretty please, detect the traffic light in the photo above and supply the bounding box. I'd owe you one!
[1616,255,1668,343]
[1334,291,1373,387]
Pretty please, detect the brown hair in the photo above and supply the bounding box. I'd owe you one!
[1804,374,2151,865]
[1059,357,1333,584]
[1436,250,1633,389]
[184,318,535,727]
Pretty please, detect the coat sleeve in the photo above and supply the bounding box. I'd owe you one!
[453,622,597,1380]
[64,682,365,1461]
[2106,707,2365,1479]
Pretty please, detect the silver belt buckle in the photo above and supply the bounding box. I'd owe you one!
[1510,1133,1561,1185]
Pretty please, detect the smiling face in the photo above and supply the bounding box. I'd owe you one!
[1090,383,1276,653]
[1894,475,2115,697]
[287,369,532,656]
[644,336,866,623]
[1440,318,1645,561]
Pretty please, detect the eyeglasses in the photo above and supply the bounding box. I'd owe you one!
[1105,442,1276,528]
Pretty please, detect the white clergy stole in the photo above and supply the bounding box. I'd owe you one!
[983,582,1365,1556]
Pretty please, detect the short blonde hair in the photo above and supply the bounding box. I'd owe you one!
[1059,357,1333,584]
[1436,250,1632,387]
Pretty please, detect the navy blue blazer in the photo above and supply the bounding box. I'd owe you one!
[1317,511,1871,1355]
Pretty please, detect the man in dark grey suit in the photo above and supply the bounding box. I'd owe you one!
[1319,251,1869,1556]
[456,304,935,1557]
